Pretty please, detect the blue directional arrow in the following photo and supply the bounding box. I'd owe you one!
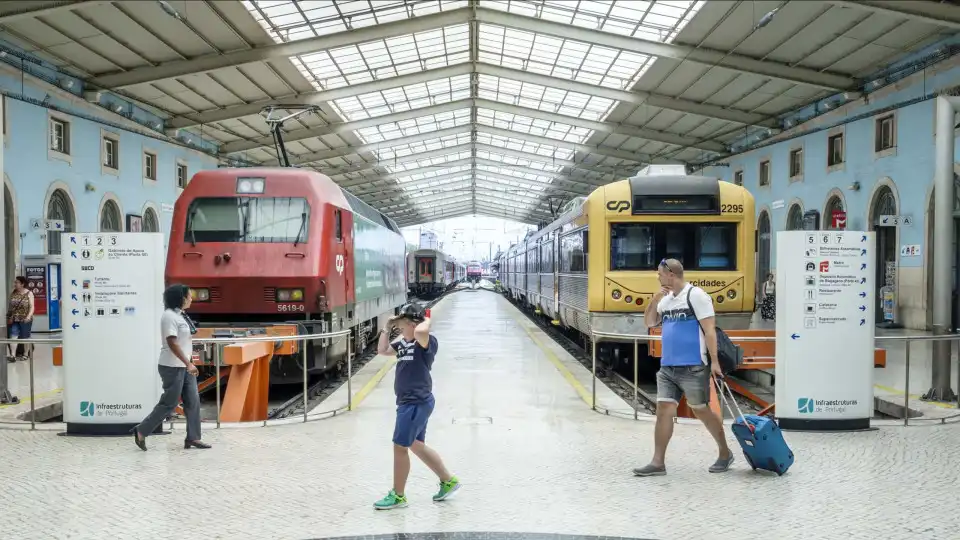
[70,251,77,259]
[71,280,78,287]
[861,249,867,256]
[861,235,867,242]
[71,309,79,315]
[860,319,866,326]
[71,323,79,330]
[70,236,77,244]
[860,277,866,284]
[859,292,867,298]
[861,263,867,270]
[859,305,866,311]
[71,293,77,301]
[791,333,800,340]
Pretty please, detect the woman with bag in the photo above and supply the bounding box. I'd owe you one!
[131,283,211,451]
[7,277,35,363]
[760,273,776,321]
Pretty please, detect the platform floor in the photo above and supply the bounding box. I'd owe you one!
[1,291,960,539]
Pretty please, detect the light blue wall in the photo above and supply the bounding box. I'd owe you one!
[1,70,218,262]
[701,60,960,271]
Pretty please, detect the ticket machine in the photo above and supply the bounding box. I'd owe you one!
[21,254,62,332]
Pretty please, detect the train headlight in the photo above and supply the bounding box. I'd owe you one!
[611,289,622,300]
[716,295,724,304]
[277,288,304,302]
[636,297,643,306]
[727,289,737,299]
[624,295,633,304]
[190,288,210,302]
[236,177,266,194]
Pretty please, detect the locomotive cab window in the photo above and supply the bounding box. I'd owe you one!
[610,222,737,271]
[334,209,342,241]
[184,197,310,243]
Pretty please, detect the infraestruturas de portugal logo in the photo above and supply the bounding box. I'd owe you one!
[798,396,858,414]
[79,400,142,418]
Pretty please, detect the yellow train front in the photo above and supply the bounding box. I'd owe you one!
[501,164,755,364]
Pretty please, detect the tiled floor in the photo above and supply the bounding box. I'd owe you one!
[1,291,959,540]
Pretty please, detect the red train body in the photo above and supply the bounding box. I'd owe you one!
[165,168,407,383]
[466,261,482,283]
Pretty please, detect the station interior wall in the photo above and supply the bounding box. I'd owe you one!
[0,61,218,288]
[700,55,960,331]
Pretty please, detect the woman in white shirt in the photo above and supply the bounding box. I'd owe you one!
[132,284,211,451]
[760,273,775,321]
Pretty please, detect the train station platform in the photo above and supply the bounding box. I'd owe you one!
[1,289,959,540]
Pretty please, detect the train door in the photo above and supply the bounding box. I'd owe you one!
[553,233,560,315]
[327,206,350,330]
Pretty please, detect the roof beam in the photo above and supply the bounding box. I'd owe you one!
[347,170,472,193]
[826,1,960,29]
[90,8,472,89]
[475,170,591,196]
[477,125,649,164]
[475,7,856,91]
[0,1,108,23]
[475,63,777,128]
[267,126,472,166]
[331,158,475,179]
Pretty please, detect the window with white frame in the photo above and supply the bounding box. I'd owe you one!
[789,148,803,178]
[734,170,743,186]
[875,114,895,152]
[103,136,119,169]
[759,160,770,186]
[144,152,157,180]
[176,163,187,188]
[827,133,844,166]
[50,118,70,154]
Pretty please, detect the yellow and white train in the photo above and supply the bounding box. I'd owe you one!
[498,164,756,355]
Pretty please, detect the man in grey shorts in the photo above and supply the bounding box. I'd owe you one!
[633,258,734,476]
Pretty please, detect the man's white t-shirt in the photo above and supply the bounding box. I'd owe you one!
[656,283,715,367]
[157,309,193,368]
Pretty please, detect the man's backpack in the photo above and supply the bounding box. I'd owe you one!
[686,289,744,374]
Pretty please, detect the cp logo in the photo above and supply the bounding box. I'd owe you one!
[335,254,345,275]
[606,200,630,213]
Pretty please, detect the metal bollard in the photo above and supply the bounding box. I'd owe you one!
[633,339,639,421]
[903,339,910,427]
[302,338,308,423]
[347,334,354,411]
[214,344,222,429]
[28,351,35,430]
[591,338,597,410]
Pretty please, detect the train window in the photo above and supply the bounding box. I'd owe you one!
[610,222,737,271]
[560,230,586,273]
[184,197,310,243]
[334,209,342,241]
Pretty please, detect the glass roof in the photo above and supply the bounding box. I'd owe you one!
[243,0,704,219]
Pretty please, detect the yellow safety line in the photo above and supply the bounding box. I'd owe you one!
[874,384,958,409]
[349,357,396,410]
[0,388,62,409]
[509,310,594,406]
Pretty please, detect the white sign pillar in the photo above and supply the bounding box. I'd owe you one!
[775,230,876,431]
[62,233,164,435]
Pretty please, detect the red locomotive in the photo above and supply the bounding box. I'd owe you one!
[165,167,407,384]
[466,261,483,284]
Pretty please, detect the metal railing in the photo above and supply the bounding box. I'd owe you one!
[589,330,960,426]
[0,329,367,431]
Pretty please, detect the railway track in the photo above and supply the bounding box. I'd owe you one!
[266,287,460,420]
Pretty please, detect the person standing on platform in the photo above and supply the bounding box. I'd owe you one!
[760,272,776,321]
[132,284,211,451]
[633,258,734,477]
[6,276,35,363]
[373,303,460,510]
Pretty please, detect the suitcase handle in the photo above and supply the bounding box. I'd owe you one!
[715,376,755,434]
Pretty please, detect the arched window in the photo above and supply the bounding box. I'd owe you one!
[756,210,771,292]
[143,207,159,233]
[786,204,803,231]
[871,186,896,227]
[46,188,75,255]
[100,200,122,232]
[824,195,845,230]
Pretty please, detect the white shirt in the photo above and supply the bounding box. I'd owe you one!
[158,309,192,368]
[656,283,715,366]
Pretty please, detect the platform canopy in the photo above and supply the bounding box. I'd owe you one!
[3,0,956,225]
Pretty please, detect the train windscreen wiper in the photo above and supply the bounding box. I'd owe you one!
[293,212,306,246]
[187,209,198,247]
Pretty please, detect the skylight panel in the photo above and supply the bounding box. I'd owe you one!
[475,132,573,160]
[376,133,472,161]
[388,150,473,173]
[398,164,473,183]
[476,108,591,143]
[477,149,566,173]
[355,108,472,144]
[332,74,470,122]
[477,74,615,121]
[476,164,555,184]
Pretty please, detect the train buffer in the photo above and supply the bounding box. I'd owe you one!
[647,328,887,416]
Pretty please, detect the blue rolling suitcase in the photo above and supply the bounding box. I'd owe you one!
[717,378,795,476]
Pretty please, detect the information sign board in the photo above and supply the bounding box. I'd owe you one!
[61,233,164,435]
[775,231,876,430]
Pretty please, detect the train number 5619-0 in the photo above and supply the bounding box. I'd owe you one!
[277,303,305,312]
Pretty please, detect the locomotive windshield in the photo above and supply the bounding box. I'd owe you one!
[185,197,310,243]
[610,222,737,271]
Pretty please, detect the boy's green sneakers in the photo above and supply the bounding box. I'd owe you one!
[373,489,408,510]
[432,476,461,501]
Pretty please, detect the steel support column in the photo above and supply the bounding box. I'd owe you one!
[927,95,959,402]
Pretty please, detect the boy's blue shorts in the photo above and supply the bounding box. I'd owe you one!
[393,395,435,447]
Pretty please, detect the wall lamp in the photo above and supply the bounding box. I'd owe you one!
[848,181,861,191]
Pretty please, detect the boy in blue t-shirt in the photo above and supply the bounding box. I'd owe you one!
[373,303,460,510]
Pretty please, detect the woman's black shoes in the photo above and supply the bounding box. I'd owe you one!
[131,428,147,451]
[184,440,211,449]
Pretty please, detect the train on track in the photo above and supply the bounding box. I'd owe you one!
[466,261,482,284]
[406,248,465,297]
[165,167,407,385]
[497,164,756,371]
